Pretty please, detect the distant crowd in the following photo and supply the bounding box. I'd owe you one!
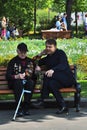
[0,16,19,40]
[1,13,87,40]
[55,13,67,31]
[50,13,67,31]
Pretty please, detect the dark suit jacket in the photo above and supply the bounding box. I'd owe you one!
[38,49,76,87]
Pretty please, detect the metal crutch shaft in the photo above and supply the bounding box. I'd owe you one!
[12,89,31,121]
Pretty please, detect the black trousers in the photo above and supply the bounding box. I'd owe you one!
[41,77,66,108]
[11,79,35,108]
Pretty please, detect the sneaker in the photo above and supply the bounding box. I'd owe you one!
[56,107,69,114]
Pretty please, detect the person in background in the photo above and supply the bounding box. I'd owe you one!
[1,16,7,39]
[84,14,87,36]
[13,27,19,37]
[6,43,36,117]
[61,22,67,31]
[62,13,67,30]
[6,18,11,40]
[56,17,61,30]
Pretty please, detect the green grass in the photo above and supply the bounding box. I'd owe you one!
[79,80,87,97]
[0,37,87,60]
[0,37,87,63]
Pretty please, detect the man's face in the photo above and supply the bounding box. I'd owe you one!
[17,49,27,59]
[45,44,56,55]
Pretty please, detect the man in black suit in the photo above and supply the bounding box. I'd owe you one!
[35,39,76,114]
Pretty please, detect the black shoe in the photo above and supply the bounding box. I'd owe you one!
[16,110,24,117]
[56,107,69,114]
[23,110,30,116]
[32,101,44,109]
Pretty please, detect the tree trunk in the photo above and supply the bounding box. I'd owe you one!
[75,11,78,35]
[66,0,74,30]
[34,0,36,34]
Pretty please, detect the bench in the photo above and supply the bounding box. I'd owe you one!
[0,65,81,112]
[41,30,72,39]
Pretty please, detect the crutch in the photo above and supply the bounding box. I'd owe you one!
[12,89,31,121]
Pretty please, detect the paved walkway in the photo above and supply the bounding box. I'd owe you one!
[0,108,87,130]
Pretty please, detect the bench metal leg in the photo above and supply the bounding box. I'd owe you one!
[74,83,81,112]
[12,89,31,121]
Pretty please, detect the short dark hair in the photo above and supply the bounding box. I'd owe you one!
[64,13,67,16]
[45,39,57,46]
[17,43,28,52]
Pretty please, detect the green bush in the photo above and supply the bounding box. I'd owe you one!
[36,9,56,31]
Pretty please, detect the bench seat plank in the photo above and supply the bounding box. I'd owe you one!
[0,89,14,94]
[59,88,76,93]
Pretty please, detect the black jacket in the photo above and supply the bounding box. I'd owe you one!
[6,56,35,81]
[38,49,76,87]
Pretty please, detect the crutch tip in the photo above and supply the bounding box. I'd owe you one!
[12,118,15,121]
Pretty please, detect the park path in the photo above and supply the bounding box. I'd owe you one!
[0,108,87,130]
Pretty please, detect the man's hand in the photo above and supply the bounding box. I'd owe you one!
[15,73,25,79]
[45,69,54,77]
[19,73,25,79]
[14,74,20,79]
[38,49,47,57]
[35,65,41,72]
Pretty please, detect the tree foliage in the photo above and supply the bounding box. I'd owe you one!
[0,0,87,32]
[73,0,87,12]
[0,0,34,32]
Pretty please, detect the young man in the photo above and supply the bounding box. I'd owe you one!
[35,39,76,114]
[6,43,35,117]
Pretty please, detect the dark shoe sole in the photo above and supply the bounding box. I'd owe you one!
[16,113,24,117]
[24,111,30,116]
[56,107,69,115]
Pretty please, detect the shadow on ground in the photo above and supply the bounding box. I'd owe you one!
[0,108,87,125]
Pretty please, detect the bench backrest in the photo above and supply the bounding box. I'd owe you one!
[0,65,76,90]
[0,67,8,90]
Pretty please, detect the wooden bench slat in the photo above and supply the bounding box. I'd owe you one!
[0,88,76,94]
[59,88,76,93]
[0,85,9,90]
[0,66,77,95]
[0,90,13,94]
[34,87,76,93]
[0,71,6,75]
[0,67,7,71]
[0,75,6,80]
[0,81,8,85]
